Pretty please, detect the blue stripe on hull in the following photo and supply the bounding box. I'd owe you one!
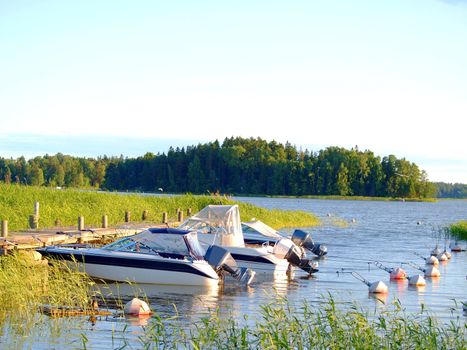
[38,249,216,279]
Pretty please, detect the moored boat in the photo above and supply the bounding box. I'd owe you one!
[179,205,319,275]
[38,228,255,286]
[242,220,327,257]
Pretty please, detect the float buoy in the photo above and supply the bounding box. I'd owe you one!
[443,250,452,259]
[426,255,439,266]
[124,298,151,316]
[408,274,426,286]
[436,253,448,262]
[351,272,388,294]
[389,267,407,280]
[450,242,465,252]
[414,252,438,266]
[424,266,440,277]
[431,246,442,256]
[374,262,406,280]
[369,280,389,294]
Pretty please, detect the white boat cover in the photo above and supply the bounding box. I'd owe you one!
[179,205,245,247]
[242,220,281,238]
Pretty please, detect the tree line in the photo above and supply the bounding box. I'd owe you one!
[0,137,446,198]
[434,182,467,198]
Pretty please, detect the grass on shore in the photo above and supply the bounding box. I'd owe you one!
[0,184,319,232]
[450,220,467,240]
[130,296,465,350]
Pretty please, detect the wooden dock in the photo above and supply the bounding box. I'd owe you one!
[0,222,176,254]
[0,201,188,254]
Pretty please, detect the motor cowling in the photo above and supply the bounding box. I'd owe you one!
[274,238,319,275]
[204,245,255,285]
[292,229,327,257]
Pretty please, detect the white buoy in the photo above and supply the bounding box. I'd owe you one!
[431,246,442,256]
[124,298,151,316]
[408,274,426,286]
[450,242,465,252]
[351,218,356,223]
[436,253,448,262]
[351,272,388,294]
[389,267,407,280]
[369,280,389,294]
[426,256,439,266]
[424,266,440,277]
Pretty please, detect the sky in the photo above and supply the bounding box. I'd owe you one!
[0,0,466,183]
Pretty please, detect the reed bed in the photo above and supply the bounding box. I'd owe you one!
[0,252,95,315]
[0,184,319,231]
[132,297,466,349]
[450,220,467,240]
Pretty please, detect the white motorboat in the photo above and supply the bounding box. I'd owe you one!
[37,228,255,287]
[242,220,327,257]
[178,205,319,275]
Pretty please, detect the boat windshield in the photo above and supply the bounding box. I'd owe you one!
[102,230,204,259]
[179,205,245,247]
[242,221,281,238]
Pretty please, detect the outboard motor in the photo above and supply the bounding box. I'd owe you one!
[292,229,328,257]
[204,245,256,285]
[273,238,319,275]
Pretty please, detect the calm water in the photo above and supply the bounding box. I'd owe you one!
[3,198,466,349]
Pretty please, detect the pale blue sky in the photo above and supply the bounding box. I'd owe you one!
[1,0,466,183]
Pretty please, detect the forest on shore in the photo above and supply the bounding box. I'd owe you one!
[0,137,464,198]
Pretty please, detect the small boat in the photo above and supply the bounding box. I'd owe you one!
[242,219,327,257]
[179,205,318,275]
[37,228,255,287]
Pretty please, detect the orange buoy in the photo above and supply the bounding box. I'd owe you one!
[389,267,407,280]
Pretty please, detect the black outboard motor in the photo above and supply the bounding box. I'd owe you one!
[204,245,256,285]
[273,238,319,275]
[292,229,327,257]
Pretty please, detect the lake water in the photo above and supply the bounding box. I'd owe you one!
[2,198,466,349]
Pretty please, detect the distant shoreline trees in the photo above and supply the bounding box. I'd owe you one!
[0,137,462,198]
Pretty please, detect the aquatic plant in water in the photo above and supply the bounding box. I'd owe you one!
[131,296,466,349]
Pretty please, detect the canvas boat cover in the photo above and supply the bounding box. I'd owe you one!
[179,205,245,247]
[242,220,282,239]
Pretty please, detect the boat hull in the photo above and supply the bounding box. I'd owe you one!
[227,247,291,275]
[38,248,220,287]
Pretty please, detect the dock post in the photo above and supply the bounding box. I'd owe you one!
[29,215,39,229]
[162,212,168,224]
[34,201,40,217]
[178,210,184,223]
[1,220,8,238]
[125,211,131,223]
[102,215,108,229]
[142,210,148,220]
[78,216,85,231]
[187,208,192,216]
[176,208,180,214]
